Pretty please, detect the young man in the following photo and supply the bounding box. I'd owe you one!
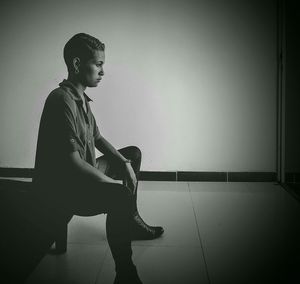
[33,33,164,284]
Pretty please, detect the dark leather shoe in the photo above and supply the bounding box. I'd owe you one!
[131,211,164,240]
[114,265,143,284]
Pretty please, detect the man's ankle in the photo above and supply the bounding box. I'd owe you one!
[114,264,143,284]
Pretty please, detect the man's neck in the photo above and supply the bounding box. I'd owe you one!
[67,75,86,100]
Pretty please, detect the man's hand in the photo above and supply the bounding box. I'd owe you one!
[123,163,137,195]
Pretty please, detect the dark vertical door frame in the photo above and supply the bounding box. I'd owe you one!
[276,0,286,183]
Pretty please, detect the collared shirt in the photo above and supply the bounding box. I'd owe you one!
[33,79,101,187]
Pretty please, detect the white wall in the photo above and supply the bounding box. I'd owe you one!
[0,0,277,171]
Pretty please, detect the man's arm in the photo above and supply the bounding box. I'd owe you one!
[95,135,137,193]
[68,151,119,184]
[95,135,128,164]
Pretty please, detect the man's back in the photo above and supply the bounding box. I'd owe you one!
[33,80,100,189]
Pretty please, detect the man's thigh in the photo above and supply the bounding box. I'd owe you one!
[68,181,132,216]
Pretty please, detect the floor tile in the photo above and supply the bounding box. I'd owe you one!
[68,215,107,244]
[134,190,200,247]
[26,244,108,284]
[245,182,295,195]
[97,245,209,284]
[188,181,250,193]
[139,181,189,192]
[189,182,300,284]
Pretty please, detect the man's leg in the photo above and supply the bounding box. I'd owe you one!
[66,181,142,283]
[96,145,164,240]
[96,146,141,211]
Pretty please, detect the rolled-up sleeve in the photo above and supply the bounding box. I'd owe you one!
[59,98,81,153]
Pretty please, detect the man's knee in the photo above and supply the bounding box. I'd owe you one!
[127,145,142,161]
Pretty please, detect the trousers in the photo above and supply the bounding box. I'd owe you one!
[67,146,142,267]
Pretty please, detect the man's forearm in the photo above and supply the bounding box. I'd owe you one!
[69,151,118,184]
[95,135,127,164]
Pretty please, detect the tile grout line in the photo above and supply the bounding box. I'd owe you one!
[187,182,212,284]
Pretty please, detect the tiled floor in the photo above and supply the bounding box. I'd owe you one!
[25,182,300,284]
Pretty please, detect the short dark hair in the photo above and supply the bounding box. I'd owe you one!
[63,33,105,71]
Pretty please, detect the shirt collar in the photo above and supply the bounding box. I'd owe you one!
[59,79,93,102]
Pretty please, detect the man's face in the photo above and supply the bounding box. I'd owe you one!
[79,49,105,88]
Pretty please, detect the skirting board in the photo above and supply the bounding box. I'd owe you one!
[0,168,277,182]
[141,171,277,182]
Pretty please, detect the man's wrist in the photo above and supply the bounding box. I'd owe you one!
[123,159,131,165]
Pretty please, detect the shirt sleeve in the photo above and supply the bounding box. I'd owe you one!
[92,113,101,141]
[46,94,81,154]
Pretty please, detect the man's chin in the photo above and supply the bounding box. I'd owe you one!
[88,82,99,88]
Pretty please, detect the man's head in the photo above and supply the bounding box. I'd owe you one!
[64,33,105,87]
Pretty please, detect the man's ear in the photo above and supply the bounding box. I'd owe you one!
[72,57,81,73]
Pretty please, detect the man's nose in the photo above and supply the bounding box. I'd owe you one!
[99,69,104,76]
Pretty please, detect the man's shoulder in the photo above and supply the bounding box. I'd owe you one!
[46,86,76,108]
